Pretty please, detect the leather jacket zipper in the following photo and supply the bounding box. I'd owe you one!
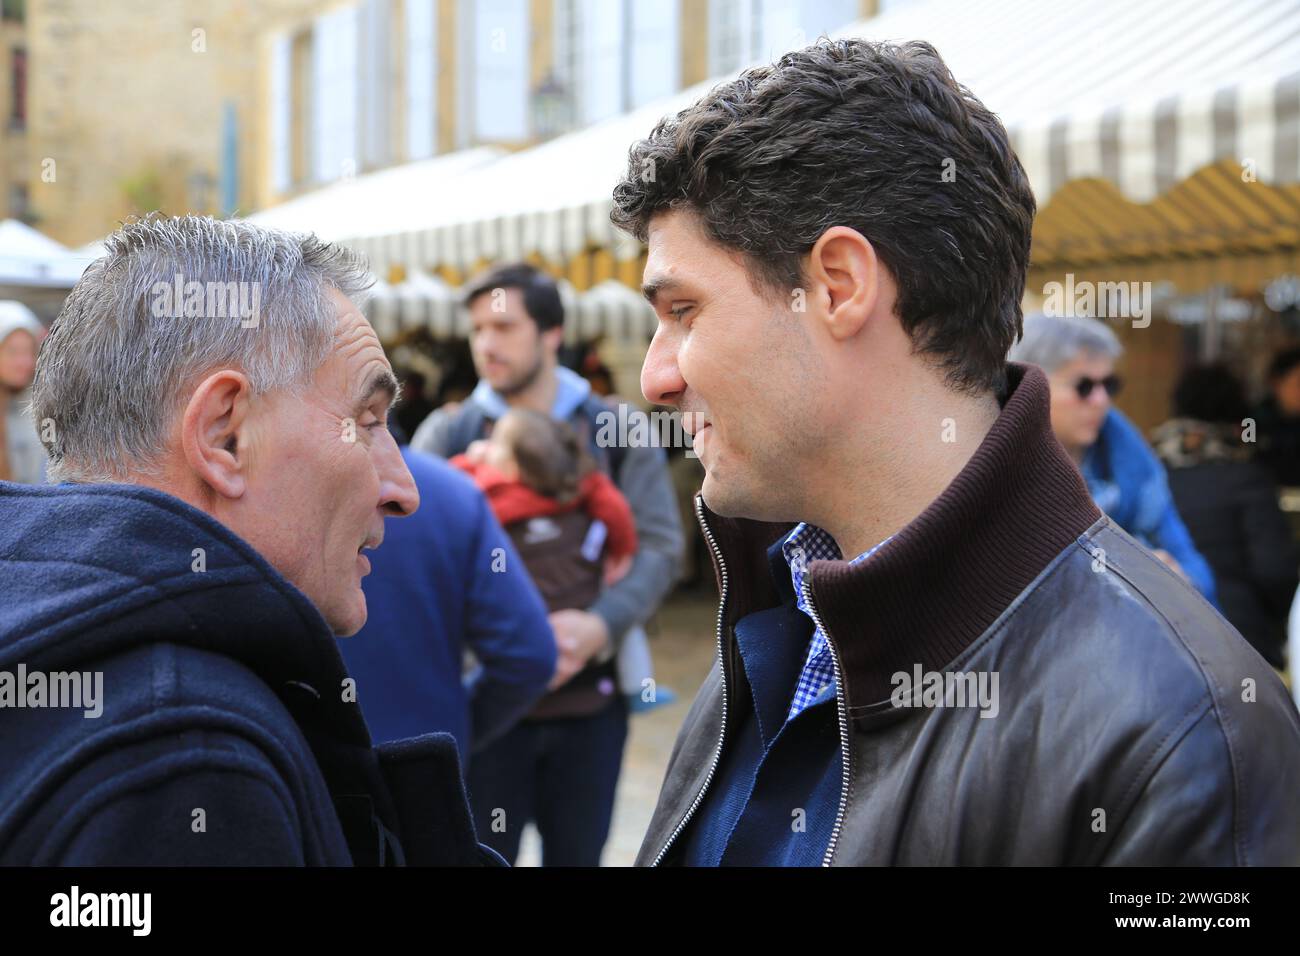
[800,576,851,867]
[650,495,730,866]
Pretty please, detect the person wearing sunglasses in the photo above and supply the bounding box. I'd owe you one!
[1010,313,1217,603]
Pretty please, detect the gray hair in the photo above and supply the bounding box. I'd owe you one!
[31,215,373,483]
[1007,313,1123,374]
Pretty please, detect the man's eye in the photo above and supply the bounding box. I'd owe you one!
[670,306,693,321]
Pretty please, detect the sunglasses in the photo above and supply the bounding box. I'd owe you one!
[1073,375,1123,400]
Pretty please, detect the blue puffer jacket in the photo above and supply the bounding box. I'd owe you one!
[1080,409,1219,605]
[0,481,501,865]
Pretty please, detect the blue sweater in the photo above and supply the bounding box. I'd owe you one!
[340,448,556,759]
[0,480,497,865]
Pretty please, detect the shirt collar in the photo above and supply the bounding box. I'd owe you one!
[782,522,891,612]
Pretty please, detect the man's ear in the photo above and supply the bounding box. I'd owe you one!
[541,325,565,356]
[180,370,252,500]
[806,226,880,342]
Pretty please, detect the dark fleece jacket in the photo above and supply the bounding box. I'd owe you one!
[0,481,500,866]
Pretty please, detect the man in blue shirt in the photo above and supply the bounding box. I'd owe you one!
[340,444,557,762]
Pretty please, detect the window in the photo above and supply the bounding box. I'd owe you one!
[755,0,804,61]
[709,0,860,74]
[459,0,529,145]
[628,0,680,109]
[707,0,753,75]
[10,46,25,129]
[569,0,681,128]
[552,0,578,92]
[536,0,579,135]
[269,35,291,193]
[9,183,27,219]
[769,0,859,57]
[406,0,437,159]
[577,0,624,124]
[290,30,312,187]
[312,6,359,183]
[359,0,390,169]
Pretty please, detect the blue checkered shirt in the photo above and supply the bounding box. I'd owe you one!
[782,524,891,722]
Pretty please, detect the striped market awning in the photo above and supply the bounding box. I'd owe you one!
[366,274,654,346]
[857,0,1300,207]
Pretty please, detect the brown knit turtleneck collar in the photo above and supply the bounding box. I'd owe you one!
[696,361,1102,715]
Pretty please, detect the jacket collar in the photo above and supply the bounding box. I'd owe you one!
[696,362,1102,714]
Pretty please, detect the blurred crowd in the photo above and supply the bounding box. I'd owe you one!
[330,262,684,867]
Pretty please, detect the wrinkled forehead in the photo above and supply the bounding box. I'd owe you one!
[317,289,396,405]
[330,290,378,346]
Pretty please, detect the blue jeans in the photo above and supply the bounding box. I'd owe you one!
[467,699,628,866]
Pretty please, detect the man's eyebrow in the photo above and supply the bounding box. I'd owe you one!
[354,368,401,416]
[642,276,687,306]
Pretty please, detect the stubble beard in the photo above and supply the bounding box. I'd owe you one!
[493,348,546,399]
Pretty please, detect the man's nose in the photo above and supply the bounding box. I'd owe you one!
[641,321,685,408]
[376,432,419,517]
[473,329,498,358]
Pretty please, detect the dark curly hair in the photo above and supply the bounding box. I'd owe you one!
[463,262,564,332]
[611,38,1036,395]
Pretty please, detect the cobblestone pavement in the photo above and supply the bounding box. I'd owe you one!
[515,589,718,867]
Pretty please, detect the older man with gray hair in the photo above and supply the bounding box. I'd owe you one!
[1009,313,1216,602]
[0,215,501,865]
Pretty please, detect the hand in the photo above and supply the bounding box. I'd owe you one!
[547,609,610,691]
[603,552,633,585]
[465,438,490,465]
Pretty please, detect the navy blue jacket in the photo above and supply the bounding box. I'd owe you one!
[341,448,556,758]
[0,481,499,865]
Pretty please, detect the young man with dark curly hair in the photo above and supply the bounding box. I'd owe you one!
[613,38,1300,866]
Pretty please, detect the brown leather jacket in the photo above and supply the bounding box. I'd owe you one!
[637,363,1300,865]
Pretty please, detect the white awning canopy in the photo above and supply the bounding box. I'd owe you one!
[0,220,91,288]
[245,147,507,240]
[343,92,707,274]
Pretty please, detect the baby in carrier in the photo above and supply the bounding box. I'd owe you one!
[451,408,638,717]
